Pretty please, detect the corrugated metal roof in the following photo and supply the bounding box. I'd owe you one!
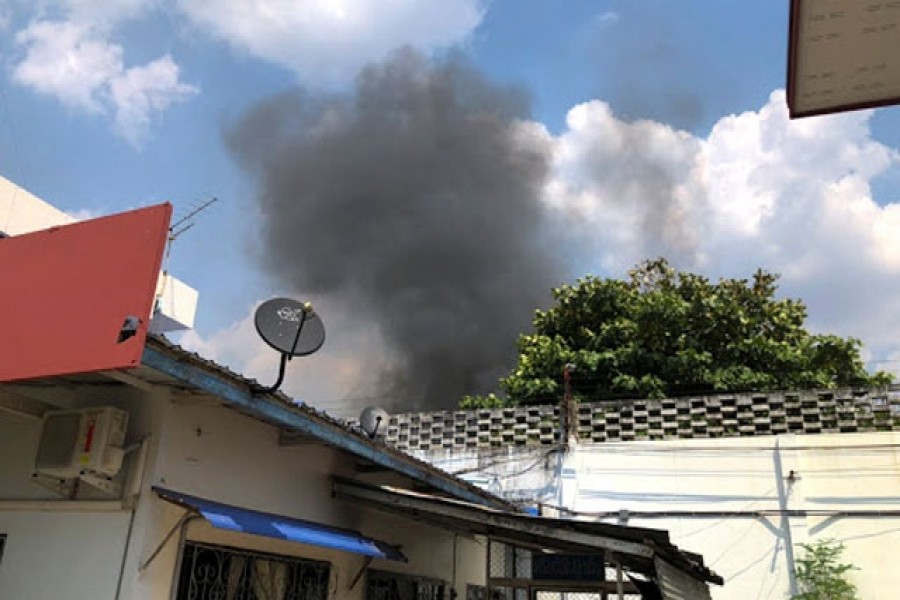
[333,478,723,586]
[142,335,517,511]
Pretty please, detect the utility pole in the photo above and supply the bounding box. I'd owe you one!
[560,363,577,450]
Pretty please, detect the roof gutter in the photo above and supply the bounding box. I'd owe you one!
[141,342,513,511]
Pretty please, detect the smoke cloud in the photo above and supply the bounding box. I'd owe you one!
[226,49,562,411]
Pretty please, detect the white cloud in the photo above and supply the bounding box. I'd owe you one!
[67,207,101,221]
[109,54,197,145]
[12,19,197,145]
[595,11,619,26]
[548,99,707,269]
[13,20,122,113]
[10,0,484,139]
[548,90,900,367]
[176,0,485,84]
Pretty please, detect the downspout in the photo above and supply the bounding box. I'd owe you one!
[773,438,798,597]
[114,435,152,600]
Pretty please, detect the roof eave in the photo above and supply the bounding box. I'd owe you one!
[140,340,514,511]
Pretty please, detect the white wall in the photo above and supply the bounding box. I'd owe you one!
[0,379,490,599]
[125,399,486,599]
[0,381,170,599]
[0,411,50,499]
[418,432,900,600]
[0,175,74,236]
[0,510,132,599]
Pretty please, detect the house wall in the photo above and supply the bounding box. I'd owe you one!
[126,399,486,600]
[0,381,169,599]
[0,410,131,599]
[0,509,132,599]
[1,384,485,599]
[416,431,900,600]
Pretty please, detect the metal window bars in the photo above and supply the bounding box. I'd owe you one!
[175,541,330,600]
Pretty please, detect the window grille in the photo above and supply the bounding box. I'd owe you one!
[467,584,487,600]
[366,568,446,600]
[175,541,330,600]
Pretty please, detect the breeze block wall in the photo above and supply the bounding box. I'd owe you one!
[380,388,900,452]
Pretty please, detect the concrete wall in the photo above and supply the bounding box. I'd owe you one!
[380,389,900,451]
[417,431,900,600]
[0,509,132,599]
[0,383,485,599]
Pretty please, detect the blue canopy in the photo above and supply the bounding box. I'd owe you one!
[154,486,406,562]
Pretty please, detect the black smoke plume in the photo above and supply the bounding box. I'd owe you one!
[226,49,562,411]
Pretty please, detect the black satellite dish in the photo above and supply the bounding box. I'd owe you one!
[254,298,325,393]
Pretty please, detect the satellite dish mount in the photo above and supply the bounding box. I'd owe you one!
[254,298,326,393]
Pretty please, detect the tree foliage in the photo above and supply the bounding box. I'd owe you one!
[792,539,859,600]
[461,258,891,408]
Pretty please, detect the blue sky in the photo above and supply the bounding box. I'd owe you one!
[2,1,900,413]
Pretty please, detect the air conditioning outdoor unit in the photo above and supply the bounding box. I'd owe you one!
[34,406,129,479]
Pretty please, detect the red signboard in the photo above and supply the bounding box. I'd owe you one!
[0,203,171,381]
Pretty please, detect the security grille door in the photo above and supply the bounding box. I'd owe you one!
[175,542,330,600]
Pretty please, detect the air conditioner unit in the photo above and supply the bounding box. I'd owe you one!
[34,407,129,479]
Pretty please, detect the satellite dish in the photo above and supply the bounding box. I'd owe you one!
[254,298,326,393]
[360,407,389,439]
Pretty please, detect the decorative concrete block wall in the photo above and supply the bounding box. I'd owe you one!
[379,388,900,452]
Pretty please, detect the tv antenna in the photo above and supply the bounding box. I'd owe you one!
[254,298,326,393]
[167,196,219,255]
[153,196,220,326]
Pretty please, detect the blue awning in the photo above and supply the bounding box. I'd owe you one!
[154,486,406,562]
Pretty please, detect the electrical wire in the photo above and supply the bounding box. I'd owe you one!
[449,449,557,477]
[724,546,776,583]
[480,453,557,480]
[677,487,777,539]
[709,518,759,567]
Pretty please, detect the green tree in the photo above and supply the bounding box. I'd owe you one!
[462,258,891,408]
[792,539,859,600]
